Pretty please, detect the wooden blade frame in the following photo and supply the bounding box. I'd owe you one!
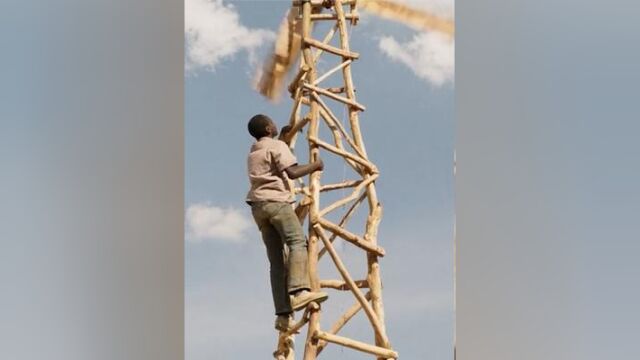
[255,9,303,101]
[359,0,454,35]
[273,1,396,359]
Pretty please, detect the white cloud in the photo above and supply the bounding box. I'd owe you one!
[379,31,454,86]
[370,0,455,86]
[185,203,252,243]
[185,0,274,72]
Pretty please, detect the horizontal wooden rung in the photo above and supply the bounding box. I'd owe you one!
[320,279,369,290]
[310,13,359,21]
[313,331,398,359]
[326,86,346,94]
[317,292,371,354]
[313,224,391,346]
[293,0,357,6]
[308,135,376,174]
[303,37,359,59]
[304,83,366,111]
[320,179,362,192]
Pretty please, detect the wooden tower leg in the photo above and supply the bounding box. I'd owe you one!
[333,1,390,356]
[302,0,322,359]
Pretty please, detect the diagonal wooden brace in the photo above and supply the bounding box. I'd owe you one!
[313,224,390,347]
[303,37,360,59]
[315,217,385,257]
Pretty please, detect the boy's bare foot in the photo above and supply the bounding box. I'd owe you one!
[290,290,329,311]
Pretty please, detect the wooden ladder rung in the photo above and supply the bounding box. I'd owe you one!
[313,330,398,359]
[293,0,357,7]
[320,279,369,290]
[310,13,359,21]
[303,83,366,111]
[303,37,360,59]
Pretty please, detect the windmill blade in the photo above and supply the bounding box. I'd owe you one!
[254,9,303,101]
[254,0,453,101]
[359,0,454,35]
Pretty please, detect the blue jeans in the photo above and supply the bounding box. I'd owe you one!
[251,201,311,315]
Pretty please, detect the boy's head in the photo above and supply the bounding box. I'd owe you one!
[248,114,278,140]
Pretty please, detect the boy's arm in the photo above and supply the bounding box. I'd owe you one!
[275,126,323,179]
[285,159,324,179]
[278,125,293,145]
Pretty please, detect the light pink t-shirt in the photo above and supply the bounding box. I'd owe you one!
[246,137,298,203]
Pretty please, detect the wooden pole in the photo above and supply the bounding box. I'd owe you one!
[313,224,389,345]
[314,331,398,359]
[293,0,357,6]
[316,292,371,354]
[318,104,364,175]
[314,59,352,85]
[334,1,390,354]
[303,83,366,111]
[320,279,369,290]
[315,218,385,257]
[312,25,338,63]
[308,136,376,173]
[319,173,378,217]
[317,192,366,260]
[313,91,368,159]
[310,13,359,21]
[301,2,321,359]
[319,179,361,192]
[304,37,360,59]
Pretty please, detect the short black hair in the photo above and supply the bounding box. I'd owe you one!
[248,114,272,139]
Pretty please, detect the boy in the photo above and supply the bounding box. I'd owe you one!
[245,114,329,332]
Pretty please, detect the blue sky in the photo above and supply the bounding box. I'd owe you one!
[185,1,454,359]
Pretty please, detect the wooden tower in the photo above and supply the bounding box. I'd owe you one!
[273,1,395,359]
